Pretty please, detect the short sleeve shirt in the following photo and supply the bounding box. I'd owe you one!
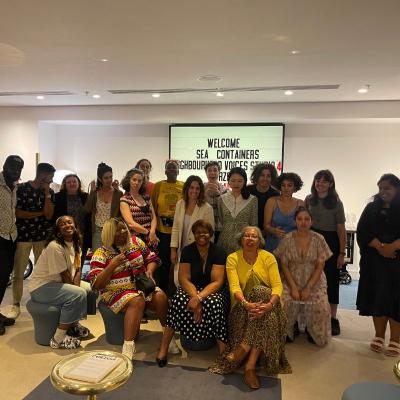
[16,182,55,242]
[180,242,227,287]
[308,198,346,232]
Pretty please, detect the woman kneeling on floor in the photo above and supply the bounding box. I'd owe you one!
[88,218,170,361]
[29,216,90,349]
[156,220,229,367]
[274,207,332,346]
[209,226,291,390]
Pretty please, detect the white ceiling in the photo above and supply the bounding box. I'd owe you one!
[1,0,400,106]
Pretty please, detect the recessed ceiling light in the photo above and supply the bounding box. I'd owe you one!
[100,58,109,62]
[284,90,293,95]
[92,94,101,99]
[197,74,223,82]
[152,93,160,98]
[358,85,370,94]
[291,50,300,55]
[36,95,45,100]
[216,92,224,97]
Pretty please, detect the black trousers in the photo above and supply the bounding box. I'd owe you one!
[0,236,16,304]
[154,231,174,295]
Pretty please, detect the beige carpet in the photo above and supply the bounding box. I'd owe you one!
[0,283,398,400]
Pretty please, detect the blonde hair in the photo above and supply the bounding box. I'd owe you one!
[101,218,131,248]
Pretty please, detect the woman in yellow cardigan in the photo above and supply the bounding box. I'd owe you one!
[209,226,291,389]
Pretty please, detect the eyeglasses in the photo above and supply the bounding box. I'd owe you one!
[243,234,259,239]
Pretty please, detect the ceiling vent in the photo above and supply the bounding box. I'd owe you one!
[0,91,74,96]
[108,84,340,95]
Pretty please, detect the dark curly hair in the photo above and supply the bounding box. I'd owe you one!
[135,158,152,171]
[204,161,221,172]
[250,162,278,186]
[121,168,146,195]
[308,170,340,209]
[275,172,303,192]
[227,167,250,199]
[183,175,205,206]
[46,216,82,253]
[96,162,112,189]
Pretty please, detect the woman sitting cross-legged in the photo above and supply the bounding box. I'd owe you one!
[87,218,170,361]
[28,216,90,349]
[209,226,291,390]
[156,220,229,367]
[274,207,332,346]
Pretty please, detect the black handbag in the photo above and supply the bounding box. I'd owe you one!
[135,272,156,297]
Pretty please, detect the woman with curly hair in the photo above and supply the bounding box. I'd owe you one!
[28,216,90,349]
[120,168,159,251]
[264,172,304,252]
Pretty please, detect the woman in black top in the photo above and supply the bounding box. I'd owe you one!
[156,220,228,367]
[54,174,91,258]
[357,173,400,357]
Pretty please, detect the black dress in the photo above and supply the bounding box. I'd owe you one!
[356,202,400,322]
[166,242,229,342]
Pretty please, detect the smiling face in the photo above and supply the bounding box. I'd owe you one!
[295,210,312,232]
[114,221,129,247]
[241,227,261,249]
[138,160,151,178]
[101,171,113,189]
[57,216,76,241]
[280,179,295,197]
[194,226,211,247]
[130,173,144,193]
[378,180,397,205]
[206,165,220,183]
[165,162,179,182]
[314,177,332,197]
[65,176,80,194]
[228,173,245,192]
[188,180,201,201]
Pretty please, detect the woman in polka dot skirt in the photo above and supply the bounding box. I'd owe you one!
[156,220,229,367]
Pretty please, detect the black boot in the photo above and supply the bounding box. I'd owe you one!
[331,318,341,336]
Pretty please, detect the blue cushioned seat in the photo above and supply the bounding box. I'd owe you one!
[342,381,400,400]
[98,301,125,345]
[180,336,215,351]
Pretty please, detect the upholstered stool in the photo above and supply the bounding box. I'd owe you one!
[27,300,61,345]
[180,336,215,351]
[342,381,400,400]
[98,301,125,345]
[27,291,97,346]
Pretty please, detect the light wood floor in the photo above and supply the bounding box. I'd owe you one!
[0,284,398,400]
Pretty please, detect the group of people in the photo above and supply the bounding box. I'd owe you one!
[0,155,399,390]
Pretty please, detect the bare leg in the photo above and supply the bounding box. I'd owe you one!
[244,347,261,371]
[157,326,175,359]
[123,296,145,341]
[373,316,388,338]
[216,340,226,354]
[147,290,168,326]
[388,318,400,342]
[330,304,338,319]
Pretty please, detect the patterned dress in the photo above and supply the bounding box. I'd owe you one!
[274,231,332,346]
[87,236,161,313]
[166,242,229,343]
[120,192,156,250]
[217,192,258,254]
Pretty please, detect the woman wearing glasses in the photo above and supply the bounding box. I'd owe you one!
[209,226,290,390]
[120,168,159,251]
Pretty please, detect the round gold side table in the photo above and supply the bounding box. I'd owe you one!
[394,361,400,380]
[50,350,133,400]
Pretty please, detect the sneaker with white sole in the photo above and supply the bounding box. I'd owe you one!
[50,335,81,349]
[122,342,136,360]
[7,305,20,320]
[67,323,90,338]
[168,338,180,354]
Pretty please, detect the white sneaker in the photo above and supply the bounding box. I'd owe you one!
[50,335,81,349]
[7,305,20,319]
[168,338,180,354]
[122,342,136,361]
